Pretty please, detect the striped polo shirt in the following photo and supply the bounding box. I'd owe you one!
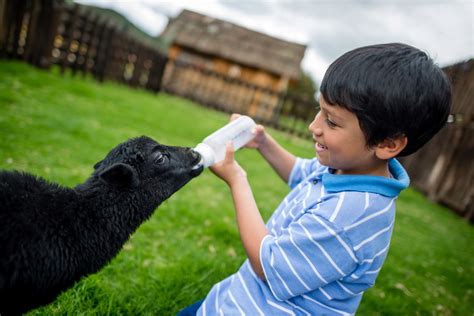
[197,157,409,316]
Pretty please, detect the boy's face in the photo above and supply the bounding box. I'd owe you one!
[309,96,385,176]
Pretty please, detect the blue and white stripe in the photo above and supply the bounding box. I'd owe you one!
[197,158,409,316]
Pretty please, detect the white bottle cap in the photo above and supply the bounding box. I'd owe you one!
[194,143,215,168]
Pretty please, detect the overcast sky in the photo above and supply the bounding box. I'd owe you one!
[76,0,473,84]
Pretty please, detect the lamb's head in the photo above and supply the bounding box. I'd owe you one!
[90,136,202,203]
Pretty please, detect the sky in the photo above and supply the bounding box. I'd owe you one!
[76,0,474,84]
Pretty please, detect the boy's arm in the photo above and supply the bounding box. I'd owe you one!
[229,174,268,279]
[257,131,296,183]
[210,143,268,280]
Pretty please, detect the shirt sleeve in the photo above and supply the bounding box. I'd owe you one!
[288,158,321,189]
[260,212,359,301]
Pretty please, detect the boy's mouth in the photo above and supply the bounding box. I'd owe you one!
[315,142,328,152]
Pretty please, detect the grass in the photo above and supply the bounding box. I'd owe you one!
[0,61,473,315]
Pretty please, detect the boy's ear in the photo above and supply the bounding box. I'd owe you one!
[99,163,139,187]
[375,135,408,160]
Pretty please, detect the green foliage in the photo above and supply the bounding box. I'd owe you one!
[287,69,319,100]
[0,61,472,315]
[79,3,166,52]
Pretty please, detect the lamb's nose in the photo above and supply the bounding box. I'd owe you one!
[190,149,201,162]
[190,149,203,172]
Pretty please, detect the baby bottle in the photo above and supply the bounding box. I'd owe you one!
[194,116,256,168]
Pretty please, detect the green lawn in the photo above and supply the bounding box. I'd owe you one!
[0,61,472,315]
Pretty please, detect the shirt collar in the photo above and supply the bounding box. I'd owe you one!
[320,159,410,197]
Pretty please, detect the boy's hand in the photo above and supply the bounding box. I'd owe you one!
[230,113,266,149]
[210,142,247,186]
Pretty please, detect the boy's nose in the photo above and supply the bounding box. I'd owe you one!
[312,127,323,136]
[308,119,322,136]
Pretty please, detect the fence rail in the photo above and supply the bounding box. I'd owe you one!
[0,0,168,91]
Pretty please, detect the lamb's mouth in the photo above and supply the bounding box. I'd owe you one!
[190,150,204,176]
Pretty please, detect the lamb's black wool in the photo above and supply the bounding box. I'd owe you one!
[0,136,202,315]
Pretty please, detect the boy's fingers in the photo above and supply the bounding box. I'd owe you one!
[225,142,235,161]
[252,125,264,134]
[230,113,241,122]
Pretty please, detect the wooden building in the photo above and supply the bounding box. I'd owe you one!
[401,58,474,222]
[160,9,307,120]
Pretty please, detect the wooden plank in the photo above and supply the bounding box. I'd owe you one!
[80,12,99,75]
[35,0,63,68]
[0,0,7,53]
[3,0,27,58]
[437,126,474,212]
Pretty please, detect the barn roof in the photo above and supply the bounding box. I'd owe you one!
[160,9,307,79]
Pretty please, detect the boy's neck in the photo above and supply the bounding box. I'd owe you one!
[334,160,391,178]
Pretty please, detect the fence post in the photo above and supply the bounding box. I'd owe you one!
[1,0,27,59]
[26,0,62,68]
[94,22,116,82]
[60,3,79,74]
[90,18,107,80]
[22,0,40,63]
[0,0,6,54]
[147,52,167,92]
[70,7,87,76]
[271,92,287,127]
[79,12,98,76]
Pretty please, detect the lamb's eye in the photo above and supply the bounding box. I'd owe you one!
[154,153,168,165]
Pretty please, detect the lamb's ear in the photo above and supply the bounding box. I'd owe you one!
[99,163,139,187]
[93,159,103,170]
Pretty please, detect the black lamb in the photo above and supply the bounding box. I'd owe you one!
[0,136,203,315]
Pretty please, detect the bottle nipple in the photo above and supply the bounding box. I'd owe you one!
[193,143,215,168]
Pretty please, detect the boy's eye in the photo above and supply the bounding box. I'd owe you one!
[325,118,337,128]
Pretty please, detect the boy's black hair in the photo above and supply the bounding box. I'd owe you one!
[320,43,452,156]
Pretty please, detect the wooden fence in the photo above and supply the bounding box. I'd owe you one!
[401,59,474,222]
[0,0,168,91]
[162,60,318,138]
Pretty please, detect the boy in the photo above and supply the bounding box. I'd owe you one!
[178,43,451,315]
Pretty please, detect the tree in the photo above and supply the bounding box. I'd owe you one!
[288,69,319,101]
